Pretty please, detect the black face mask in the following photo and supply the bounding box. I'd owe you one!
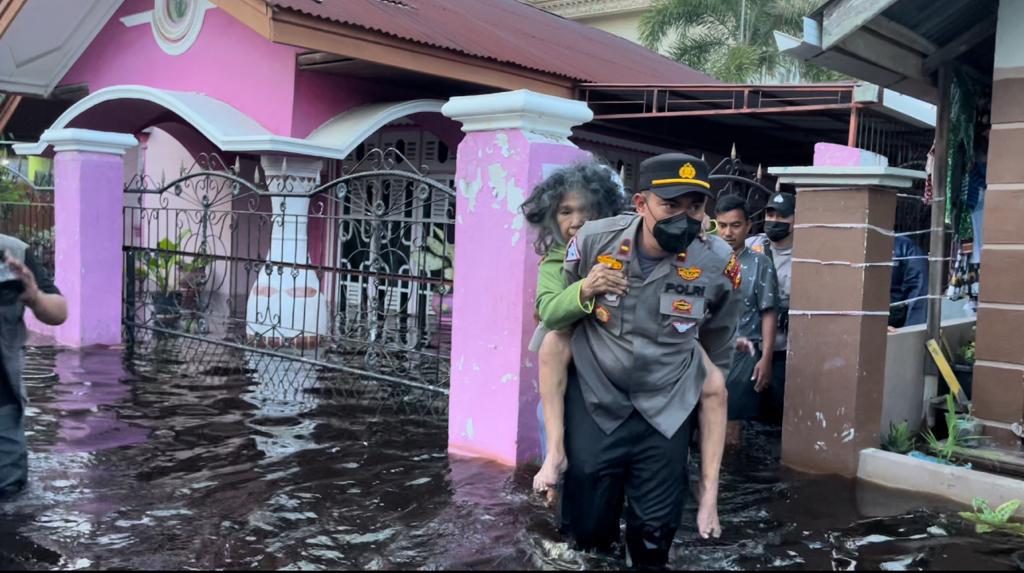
[764,221,792,242]
[651,211,702,254]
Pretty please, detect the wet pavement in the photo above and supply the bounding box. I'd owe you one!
[1,339,1022,570]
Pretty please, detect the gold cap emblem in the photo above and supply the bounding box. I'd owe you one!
[679,163,697,179]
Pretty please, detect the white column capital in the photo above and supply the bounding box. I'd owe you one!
[768,166,926,189]
[27,128,138,156]
[260,155,323,194]
[442,89,593,140]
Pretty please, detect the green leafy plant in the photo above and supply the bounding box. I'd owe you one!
[960,327,976,364]
[882,420,916,454]
[639,0,847,83]
[959,497,1024,535]
[412,226,453,281]
[922,393,985,463]
[135,230,208,296]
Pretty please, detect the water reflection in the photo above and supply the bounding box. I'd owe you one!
[0,342,1020,570]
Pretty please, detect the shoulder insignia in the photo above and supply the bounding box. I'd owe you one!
[565,236,580,263]
[724,252,742,290]
[596,254,624,271]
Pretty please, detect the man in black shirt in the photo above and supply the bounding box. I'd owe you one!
[0,234,67,499]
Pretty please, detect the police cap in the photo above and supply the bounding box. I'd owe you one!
[638,153,712,199]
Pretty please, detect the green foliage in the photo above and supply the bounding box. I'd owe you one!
[135,230,208,295]
[881,420,916,454]
[960,326,976,364]
[640,0,846,83]
[412,226,454,281]
[959,498,1024,535]
[922,393,987,463]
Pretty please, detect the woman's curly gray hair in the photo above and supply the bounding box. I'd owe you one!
[519,160,626,256]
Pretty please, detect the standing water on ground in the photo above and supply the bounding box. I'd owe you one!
[1,338,1022,570]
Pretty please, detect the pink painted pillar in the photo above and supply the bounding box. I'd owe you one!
[442,90,593,466]
[37,128,138,347]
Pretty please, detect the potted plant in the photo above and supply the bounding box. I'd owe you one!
[135,230,209,327]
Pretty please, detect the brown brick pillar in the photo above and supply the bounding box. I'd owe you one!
[974,69,1024,432]
[769,167,924,477]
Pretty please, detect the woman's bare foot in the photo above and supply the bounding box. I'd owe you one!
[533,452,568,505]
[696,483,722,539]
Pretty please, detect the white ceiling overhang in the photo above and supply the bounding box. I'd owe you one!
[0,0,123,96]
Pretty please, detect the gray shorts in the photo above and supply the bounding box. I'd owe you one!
[528,324,551,353]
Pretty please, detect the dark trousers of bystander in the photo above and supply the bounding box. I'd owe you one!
[0,377,26,499]
[759,350,787,425]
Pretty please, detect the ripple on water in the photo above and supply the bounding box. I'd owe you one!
[0,343,1021,570]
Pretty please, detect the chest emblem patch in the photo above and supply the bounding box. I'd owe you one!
[672,321,695,334]
[672,299,693,314]
[595,305,612,323]
[677,266,702,281]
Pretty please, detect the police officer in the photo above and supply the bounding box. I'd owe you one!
[0,235,66,499]
[561,153,741,567]
[714,195,779,445]
[745,192,794,425]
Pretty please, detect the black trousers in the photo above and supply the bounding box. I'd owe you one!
[759,350,787,425]
[560,370,692,569]
[0,378,26,498]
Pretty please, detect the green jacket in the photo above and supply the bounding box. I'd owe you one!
[535,244,593,332]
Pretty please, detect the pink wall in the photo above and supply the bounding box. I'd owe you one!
[61,1,421,140]
[290,70,393,138]
[448,129,589,466]
[61,0,300,135]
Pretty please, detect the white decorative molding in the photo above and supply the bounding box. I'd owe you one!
[152,0,214,55]
[12,85,351,160]
[38,128,138,155]
[120,10,153,27]
[442,89,593,140]
[768,166,925,189]
[0,0,124,96]
[307,99,446,156]
[121,0,216,55]
[525,0,652,19]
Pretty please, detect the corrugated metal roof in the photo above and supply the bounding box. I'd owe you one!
[882,0,996,47]
[266,0,716,84]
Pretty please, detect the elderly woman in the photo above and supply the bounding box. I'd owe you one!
[520,161,627,502]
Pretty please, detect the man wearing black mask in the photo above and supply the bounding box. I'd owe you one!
[746,192,794,424]
[559,153,742,567]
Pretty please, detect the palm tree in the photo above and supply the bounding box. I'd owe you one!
[640,0,844,83]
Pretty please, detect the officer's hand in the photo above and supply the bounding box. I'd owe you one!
[753,356,772,392]
[580,263,628,301]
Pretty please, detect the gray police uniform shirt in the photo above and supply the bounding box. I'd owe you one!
[565,214,742,439]
[735,247,779,342]
[746,234,791,351]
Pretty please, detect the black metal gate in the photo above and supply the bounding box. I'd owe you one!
[122,149,455,414]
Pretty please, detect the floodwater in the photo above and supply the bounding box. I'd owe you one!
[1,337,1022,570]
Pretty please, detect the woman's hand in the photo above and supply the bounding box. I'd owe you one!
[579,263,628,302]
